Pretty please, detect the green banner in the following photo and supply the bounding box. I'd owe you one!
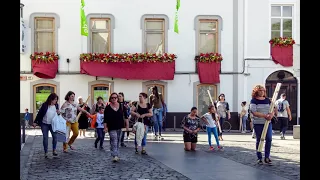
[174,0,180,34]
[93,90,108,103]
[81,0,88,36]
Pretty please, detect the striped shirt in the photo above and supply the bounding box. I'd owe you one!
[250,98,271,125]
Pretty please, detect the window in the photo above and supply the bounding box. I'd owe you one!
[91,84,110,105]
[141,15,169,54]
[196,84,217,116]
[90,18,111,53]
[146,84,165,99]
[33,84,57,118]
[271,5,293,38]
[87,14,115,53]
[197,19,219,54]
[34,17,55,52]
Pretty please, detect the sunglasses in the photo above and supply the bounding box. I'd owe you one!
[111,96,118,99]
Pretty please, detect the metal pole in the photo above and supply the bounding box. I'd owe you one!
[173,116,176,131]
[22,119,26,143]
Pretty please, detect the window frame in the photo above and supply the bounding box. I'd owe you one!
[197,19,219,54]
[141,14,169,53]
[86,14,115,53]
[270,5,294,38]
[90,84,110,105]
[196,84,218,115]
[142,80,168,105]
[34,17,56,52]
[32,83,57,120]
[89,18,111,53]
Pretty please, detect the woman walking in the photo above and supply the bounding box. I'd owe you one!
[60,91,90,153]
[201,105,223,151]
[118,92,130,147]
[34,93,59,158]
[149,86,165,140]
[77,96,90,138]
[130,93,153,155]
[104,92,129,162]
[216,93,231,140]
[250,85,274,165]
[181,107,201,151]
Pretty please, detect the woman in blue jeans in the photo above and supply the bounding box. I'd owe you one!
[34,93,60,159]
[249,85,274,165]
[149,86,165,140]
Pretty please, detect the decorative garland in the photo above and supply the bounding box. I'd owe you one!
[80,53,177,63]
[269,37,295,47]
[30,52,59,63]
[195,53,223,63]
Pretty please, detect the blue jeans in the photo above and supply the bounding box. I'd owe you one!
[206,126,220,147]
[95,128,105,147]
[219,117,227,134]
[41,123,57,153]
[153,107,163,136]
[254,123,272,159]
[135,126,149,147]
[242,116,248,131]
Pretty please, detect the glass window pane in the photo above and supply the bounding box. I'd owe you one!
[92,32,109,53]
[197,85,216,116]
[35,86,55,113]
[93,86,109,104]
[36,19,54,29]
[199,21,217,31]
[147,85,164,99]
[271,6,281,17]
[271,18,281,30]
[146,33,164,53]
[146,21,163,30]
[36,32,54,52]
[283,31,292,38]
[271,31,281,38]
[283,6,293,17]
[283,19,292,31]
[199,33,217,53]
[91,19,109,30]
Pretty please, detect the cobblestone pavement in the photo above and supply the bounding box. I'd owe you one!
[196,134,300,180]
[21,136,190,180]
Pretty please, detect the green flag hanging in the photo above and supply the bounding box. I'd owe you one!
[174,0,180,34]
[81,0,88,36]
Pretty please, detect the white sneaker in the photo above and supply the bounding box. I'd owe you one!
[112,156,120,162]
[241,131,246,134]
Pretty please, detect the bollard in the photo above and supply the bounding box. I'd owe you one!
[173,116,176,131]
[22,119,26,143]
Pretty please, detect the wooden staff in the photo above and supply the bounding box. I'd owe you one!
[207,90,222,133]
[108,83,111,99]
[76,95,91,122]
[257,83,281,152]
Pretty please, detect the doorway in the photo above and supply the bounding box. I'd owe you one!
[265,70,298,130]
[33,84,57,120]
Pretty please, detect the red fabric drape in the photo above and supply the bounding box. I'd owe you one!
[32,60,58,79]
[197,61,221,84]
[271,46,293,67]
[80,61,175,80]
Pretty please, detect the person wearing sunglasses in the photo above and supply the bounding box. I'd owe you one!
[104,92,129,162]
[216,93,230,140]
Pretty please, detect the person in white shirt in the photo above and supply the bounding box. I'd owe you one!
[240,101,248,133]
[201,105,223,151]
[132,118,146,153]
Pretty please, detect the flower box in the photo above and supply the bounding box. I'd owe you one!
[80,53,176,80]
[195,53,223,84]
[269,37,295,67]
[30,52,59,79]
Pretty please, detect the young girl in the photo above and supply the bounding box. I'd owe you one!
[132,118,146,154]
[88,106,105,149]
[201,105,223,151]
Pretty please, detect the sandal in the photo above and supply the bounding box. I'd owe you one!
[68,145,75,150]
[141,150,148,155]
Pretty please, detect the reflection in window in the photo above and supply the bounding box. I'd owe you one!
[90,18,110,53]
[35,85,55,113]
[144,19,165,54]
[197,84,217,116]
[198,20,218,54]
[271,5,293,38]
[92,85,109,104]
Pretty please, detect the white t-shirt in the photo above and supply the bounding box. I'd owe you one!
[203,113,216,128]
[43,105,57,124]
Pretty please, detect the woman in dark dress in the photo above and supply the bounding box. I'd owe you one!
[77,97,90,138]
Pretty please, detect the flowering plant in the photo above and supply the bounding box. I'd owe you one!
[195,53,223,63]
[30,52,59,63]
[80,53,177,63]
[269,37,295,47]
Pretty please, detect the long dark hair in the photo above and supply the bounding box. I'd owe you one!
[45,93,59,105]
[152,86,159,99]
[118,92,125,103]
[109,92,118,102]
[64,91,75,101]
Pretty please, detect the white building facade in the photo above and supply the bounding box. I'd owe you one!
[20,0,300,129]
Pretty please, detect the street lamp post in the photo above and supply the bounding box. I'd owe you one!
[20,3,24,18]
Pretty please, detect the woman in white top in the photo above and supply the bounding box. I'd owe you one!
[240,101,248,133]
[201,105,223,151]
[34,93,60,158]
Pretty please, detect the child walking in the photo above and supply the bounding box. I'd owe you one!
[201,105,223,151]
[88,106,105,149]
[132,118,146,154]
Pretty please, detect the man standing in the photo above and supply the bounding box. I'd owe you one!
[24,108,30,128]
[275,93,292,140]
